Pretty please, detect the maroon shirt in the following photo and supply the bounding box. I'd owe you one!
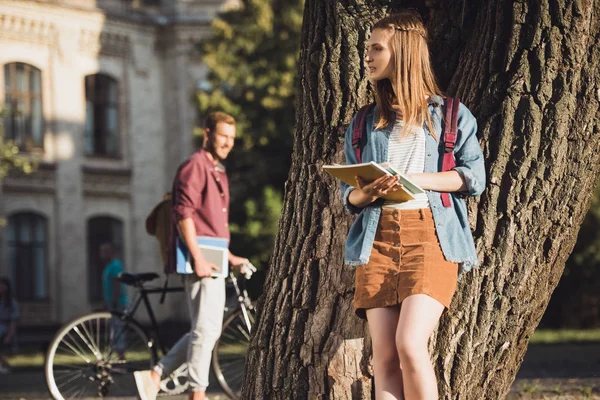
[166,149,230,273]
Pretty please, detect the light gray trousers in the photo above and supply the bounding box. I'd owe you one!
[155,274,225,391]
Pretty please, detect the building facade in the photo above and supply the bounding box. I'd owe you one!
[0,0,236,325]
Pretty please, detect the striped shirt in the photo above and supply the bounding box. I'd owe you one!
[383,120,430,210]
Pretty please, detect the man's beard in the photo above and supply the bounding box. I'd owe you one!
[206,143,224,161]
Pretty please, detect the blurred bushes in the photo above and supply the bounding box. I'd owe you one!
[542,183,600,328]
[196,0,304,270]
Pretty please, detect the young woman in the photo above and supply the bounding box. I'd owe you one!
[340,11,485,400]
[0,277,19,375]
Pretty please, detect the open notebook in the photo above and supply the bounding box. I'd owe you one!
[176,236,229,278]
[323,161,424,202]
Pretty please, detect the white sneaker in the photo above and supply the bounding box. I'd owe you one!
[133,370,159,400]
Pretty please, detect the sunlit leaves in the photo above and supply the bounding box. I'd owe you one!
[197,0,303,267]
[0,106,38,182]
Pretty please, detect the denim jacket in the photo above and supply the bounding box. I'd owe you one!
[340,95,486,276]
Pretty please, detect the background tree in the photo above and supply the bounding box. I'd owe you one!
[0,106,35,182]
[197,0,304,269]
[242,1,600,399]
[542,181,600,328]
[0,105,37,227]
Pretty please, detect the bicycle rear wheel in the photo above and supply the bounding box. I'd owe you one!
[45,311,155,399]
[212,306,255,400]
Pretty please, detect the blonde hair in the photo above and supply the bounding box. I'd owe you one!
[372,11,443,137]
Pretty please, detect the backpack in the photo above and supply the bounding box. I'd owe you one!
[145,192,176,303]
[351,97,460,208]
[145,192,172,269]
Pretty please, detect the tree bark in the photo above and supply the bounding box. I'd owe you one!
[242,0,600,399]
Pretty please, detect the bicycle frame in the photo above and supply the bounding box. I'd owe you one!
[123,285,184,358]
[121,273,251,357]
[228,273,254,333]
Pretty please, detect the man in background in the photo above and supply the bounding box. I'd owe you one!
[135,112,250,400]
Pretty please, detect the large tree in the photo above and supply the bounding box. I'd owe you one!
[242,0,600,399]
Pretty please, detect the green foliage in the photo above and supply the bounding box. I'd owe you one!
[0,138,36,181]
[197,0,303,268]
[0,105,38,227]
[542,182,600,328]
[229,185,283,267]
[530,328,600,344]
[0,106,36,182]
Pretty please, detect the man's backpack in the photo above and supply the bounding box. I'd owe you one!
[146,192,176,303]
[145,192,172,269]
[351,97,460,208]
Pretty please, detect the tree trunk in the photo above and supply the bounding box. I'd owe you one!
[242,0,600,399]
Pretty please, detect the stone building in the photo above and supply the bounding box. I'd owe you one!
[0,0,237,326]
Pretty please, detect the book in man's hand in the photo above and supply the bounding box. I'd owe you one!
[176,236,229,278]
[323,161,425,202]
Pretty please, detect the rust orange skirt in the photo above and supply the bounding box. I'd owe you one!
[354,208,458,320]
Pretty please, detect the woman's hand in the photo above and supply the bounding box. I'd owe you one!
[348,174,404,208]
[356,174,403,198]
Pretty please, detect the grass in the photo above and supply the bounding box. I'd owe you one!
[521,382,538,393]
[8,342,247,369]
[7,346,153,369]
[529,329,600,344]
[581,386,593,398]
[510,379,600,399]
[7,350,45,368]
[7,329,599,369]
[551,385,563,394]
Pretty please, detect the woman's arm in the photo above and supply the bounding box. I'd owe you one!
[449,104,486,196]
[5,301,18,343]
[412,104,485,195]
[407,171,466,192]
[5,320,16,342]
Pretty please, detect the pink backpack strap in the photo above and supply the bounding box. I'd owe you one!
[352,104,374,163]
[441,97,460,208]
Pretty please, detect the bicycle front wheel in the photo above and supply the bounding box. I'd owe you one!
[45,311,155,399]
[212,306,256,400]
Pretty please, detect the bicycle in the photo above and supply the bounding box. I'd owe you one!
[44,271,256,400]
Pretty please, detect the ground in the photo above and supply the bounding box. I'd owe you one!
[0,339,598,399]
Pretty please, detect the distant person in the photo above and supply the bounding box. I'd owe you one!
[340,11,485,400]
[0,277,19,375]
[134,111,251,400]
[99,242,128,359]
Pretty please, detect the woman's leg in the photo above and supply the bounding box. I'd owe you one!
[396,294,444,400]
[366,307,405,400]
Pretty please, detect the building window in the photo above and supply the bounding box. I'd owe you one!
[87,216,124,302]
[7,213,48,301]
[85,74,120,157]
[3,63,44,151]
